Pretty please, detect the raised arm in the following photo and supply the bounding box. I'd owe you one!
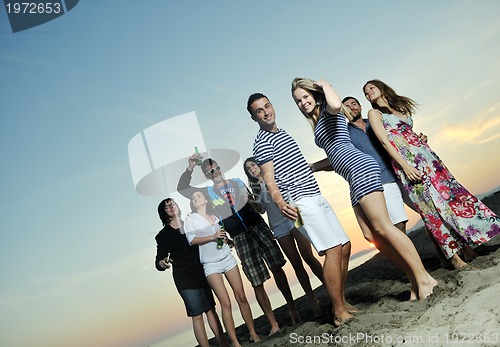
[314,79,342,115]
[177,153,201,199]
[367,109,423,182]
[259,161,297,220]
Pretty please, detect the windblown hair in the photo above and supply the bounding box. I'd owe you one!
[243,157,262,195]
[363,79,418,116]
[189,189,214,215]
[291,77,354,129]
[157,198,181,226]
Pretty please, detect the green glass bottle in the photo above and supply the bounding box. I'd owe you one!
[194,146,203,166]
[217,219,225,250]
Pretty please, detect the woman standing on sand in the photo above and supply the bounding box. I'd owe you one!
[184,189,260,347]
[244,156,324,317]
[291,77,438,301]
[155,198,229,347]
[364,79,500,269]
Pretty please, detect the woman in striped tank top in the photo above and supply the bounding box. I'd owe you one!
[291,77,438,301]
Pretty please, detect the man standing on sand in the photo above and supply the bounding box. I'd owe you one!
[248,92,355,326]
[342,96,409,232]
[177,155,301,334]
[341,96,449,267]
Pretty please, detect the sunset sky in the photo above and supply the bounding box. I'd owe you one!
[1,1,500,347]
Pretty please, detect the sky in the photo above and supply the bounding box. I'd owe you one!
[1,1,500,347]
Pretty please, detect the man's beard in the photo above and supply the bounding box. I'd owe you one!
[352,113,362,122]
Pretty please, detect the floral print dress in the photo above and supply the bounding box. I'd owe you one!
[381,112,500,258]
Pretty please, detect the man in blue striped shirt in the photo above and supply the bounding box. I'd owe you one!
[249,93,356,326]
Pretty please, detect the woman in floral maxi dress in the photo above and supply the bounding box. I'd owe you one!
[364,79,500,269]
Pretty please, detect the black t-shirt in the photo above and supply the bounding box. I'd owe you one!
[155,224,210,291]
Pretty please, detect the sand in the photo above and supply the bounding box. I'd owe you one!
[216,190,500,347]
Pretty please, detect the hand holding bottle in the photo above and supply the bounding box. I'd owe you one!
[194,146,203,166]
[215,228,226,249]
[188,147,203,170]
[285,192,304,228]
[280,202,298,220]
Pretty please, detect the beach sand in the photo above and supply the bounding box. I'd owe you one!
[219,190,500,347]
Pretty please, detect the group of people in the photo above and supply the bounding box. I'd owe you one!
[154,79,500,346]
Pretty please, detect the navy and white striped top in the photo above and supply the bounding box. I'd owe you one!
[253,128,321,202]
[314,112,382,206]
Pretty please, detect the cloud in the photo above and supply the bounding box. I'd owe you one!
[436,103,500,145]
[0,249,151,307]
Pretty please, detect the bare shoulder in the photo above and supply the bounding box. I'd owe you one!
[367,109,382,120]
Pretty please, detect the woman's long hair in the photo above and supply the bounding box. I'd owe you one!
[291,77,354,129]
[363,79,418,116]
[189,189,214,215]
[157,198,181,226]
[243,157,262,195]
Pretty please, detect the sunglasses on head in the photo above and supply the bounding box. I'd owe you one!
[205,166,221,175]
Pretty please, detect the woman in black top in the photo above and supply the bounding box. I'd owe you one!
[155,198,228,347]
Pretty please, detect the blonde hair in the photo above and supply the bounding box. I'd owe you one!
[291,77,354,129]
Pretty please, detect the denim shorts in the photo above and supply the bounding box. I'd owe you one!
[271,219,294,239]
[178,287,215,317]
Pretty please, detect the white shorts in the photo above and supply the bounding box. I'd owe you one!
[382,182,408,225]
[295,195,350,254]
[204,253,238,277]
[395,179,419,213]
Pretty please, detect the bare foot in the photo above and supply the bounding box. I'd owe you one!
[289,307,302,325]
[249,332,260,343]
[450,253,468,269]
[268,322,280,335]
[333,311,354,327]
[409,282,418,301]
[418,275,439,300]
[268,327,280,336]
[345,301,361,313]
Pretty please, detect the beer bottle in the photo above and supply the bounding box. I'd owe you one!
[217,219,225,250]
[194,146,203,166]
[287,192,304,228]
